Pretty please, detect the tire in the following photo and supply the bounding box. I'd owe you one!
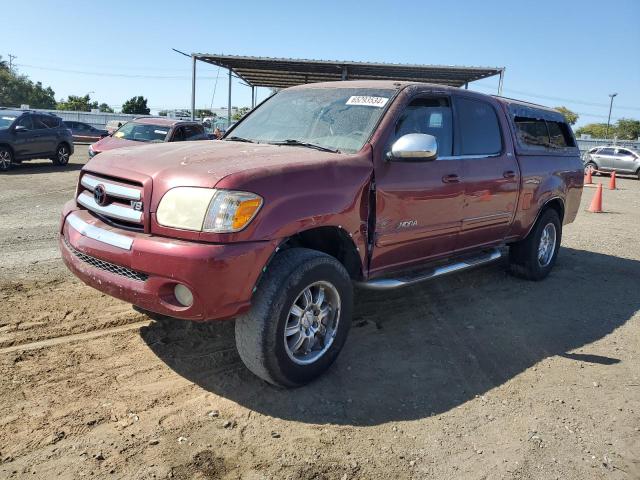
[0,146,12,172]
[584,162,597,175]
[52,143,70,166]
[235,248,353,387]
[508,209,562,281]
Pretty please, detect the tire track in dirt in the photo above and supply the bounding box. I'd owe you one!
[0,320,150,354]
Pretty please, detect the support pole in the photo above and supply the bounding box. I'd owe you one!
[251,85,255,108]
[497,68,505,96]
[342,66,348,81]
[227,68,232,127]
[190,55,196,120]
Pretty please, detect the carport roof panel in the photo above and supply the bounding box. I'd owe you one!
[192,54,503,88]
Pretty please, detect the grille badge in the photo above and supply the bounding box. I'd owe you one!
[94,184,108,206]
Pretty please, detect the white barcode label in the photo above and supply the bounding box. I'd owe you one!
[346,96,389,108]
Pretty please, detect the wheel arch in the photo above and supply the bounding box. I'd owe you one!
[0,143,15,156]
[524,197,565,239]
[271,226,364,281]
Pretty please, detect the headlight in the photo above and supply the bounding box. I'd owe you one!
[156,187,262,233]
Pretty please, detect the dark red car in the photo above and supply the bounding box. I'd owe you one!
[60,81,583,387]
[88,117,208,157]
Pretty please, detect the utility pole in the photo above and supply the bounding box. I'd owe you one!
[605,93,617,140]
[8,54,17,73]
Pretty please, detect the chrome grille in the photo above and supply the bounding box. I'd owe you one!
[78,174,144,229]
[64,237,148,282]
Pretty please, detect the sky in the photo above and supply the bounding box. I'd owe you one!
[3,0,639,127]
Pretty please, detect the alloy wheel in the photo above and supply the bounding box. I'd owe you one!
[284,281,341,365]
[537,223,557,267]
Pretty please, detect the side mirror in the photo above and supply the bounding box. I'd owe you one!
[387,133,438,161]
[14,125,27,133]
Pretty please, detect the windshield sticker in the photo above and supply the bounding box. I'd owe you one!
[346,96,389,108]
[2,116,16,121]
[154,130,168,135]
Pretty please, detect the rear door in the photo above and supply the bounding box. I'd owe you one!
[453,95,520,251]
[34,115,58,155]
[370,94,466,274]
[613,148,638,173]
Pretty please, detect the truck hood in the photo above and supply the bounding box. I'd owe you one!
[83,140,355,192]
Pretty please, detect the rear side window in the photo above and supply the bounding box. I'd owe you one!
[455,97,501,155]
[41,116,61,128]
[514,117,549,146]
[598,147,615,155]
[547,121,575,148]
[515,117,576,149]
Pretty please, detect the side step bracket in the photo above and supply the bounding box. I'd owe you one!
[356,248,502,291]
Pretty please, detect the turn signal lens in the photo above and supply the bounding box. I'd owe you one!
[203,191,263,233]
[232,198,262,230]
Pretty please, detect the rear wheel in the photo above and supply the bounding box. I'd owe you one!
[52,143,70,166]
[509,209,562,281]
[235,248,353,387]
[0,147,12,172]
[584,162,597,175]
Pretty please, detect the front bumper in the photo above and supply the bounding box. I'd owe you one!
[59,205,278,321]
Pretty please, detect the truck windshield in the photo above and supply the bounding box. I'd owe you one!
[227,88,396,153]
[113,122,169,142]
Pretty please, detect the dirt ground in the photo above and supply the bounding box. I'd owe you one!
[0,152,639,480]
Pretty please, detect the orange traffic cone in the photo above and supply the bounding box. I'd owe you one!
[609,170,616,190]
[588,184,603,213]
[585,168,593,185]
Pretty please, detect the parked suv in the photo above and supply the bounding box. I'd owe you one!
[88,117,208,158]
[0,110,74,171]
[583,145,640,179]
[60,81,583,387]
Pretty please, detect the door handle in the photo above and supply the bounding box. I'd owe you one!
[503,170,516,179]
[442,174,460,183]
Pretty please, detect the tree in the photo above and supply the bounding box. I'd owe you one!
[0,69,57,109]
[158,110,168,117]
[232,107,250,121]
[615,118,640,140]
[122,96,150,115]
[57,94,98,112]
[554,106,578,126]
[0,55,8,72]
[98,103,114,113]
[575,123,613,139]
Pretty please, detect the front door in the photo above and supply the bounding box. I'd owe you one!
[453,95,520,251]
[370,95,466,275]
[12,116,36,157]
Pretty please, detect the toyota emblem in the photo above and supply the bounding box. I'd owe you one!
[94,184,108,206]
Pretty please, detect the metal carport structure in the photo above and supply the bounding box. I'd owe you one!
[186,53,505,123]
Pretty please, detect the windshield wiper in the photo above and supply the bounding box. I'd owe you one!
[226,136,255,143]
[268,139,339,153]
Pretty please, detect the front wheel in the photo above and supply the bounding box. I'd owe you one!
[508,209,562,281]
[52,143,70,166]
[235,248,353,387]
[0,147,13,172]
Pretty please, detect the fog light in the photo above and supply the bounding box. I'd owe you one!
[174,284,193,307]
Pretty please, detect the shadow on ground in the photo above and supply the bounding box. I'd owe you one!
[141,247,639,426]
[5,161,83,175]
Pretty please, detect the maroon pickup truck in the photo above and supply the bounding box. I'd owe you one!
[59,81,583,387]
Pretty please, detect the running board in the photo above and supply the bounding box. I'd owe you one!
[357,248,502,291]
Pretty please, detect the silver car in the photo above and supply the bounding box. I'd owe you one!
[583,146,640,179]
